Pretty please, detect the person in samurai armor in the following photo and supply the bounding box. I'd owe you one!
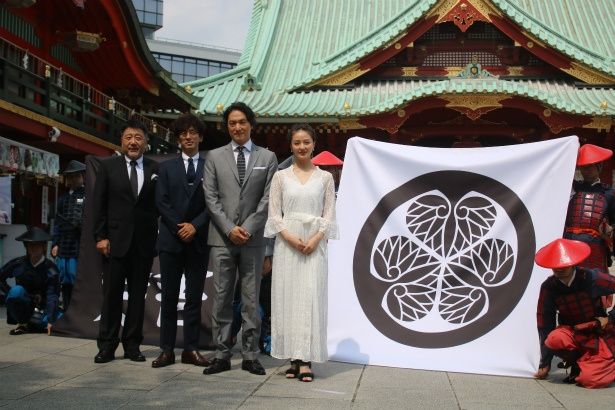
[0,227,61,335]
[534,238,615,388]
[51,160,85,310]
[564,144,615,308]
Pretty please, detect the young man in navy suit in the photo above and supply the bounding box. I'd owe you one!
[92,119,159,364]
[152,114,212,368]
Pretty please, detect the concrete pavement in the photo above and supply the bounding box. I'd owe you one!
[0,307,612,409]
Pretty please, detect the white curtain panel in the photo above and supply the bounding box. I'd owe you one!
[328,136,579,377]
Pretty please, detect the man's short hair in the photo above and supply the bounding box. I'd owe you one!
[121,118,149,140]
[222,102,256,129]
[171,113,207,140]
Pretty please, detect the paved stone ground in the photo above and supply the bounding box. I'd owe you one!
[0,307,612,409]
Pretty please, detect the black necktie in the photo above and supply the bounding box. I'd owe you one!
[236,146,245,185]
[130,160,138,198]
[187,157,196,184]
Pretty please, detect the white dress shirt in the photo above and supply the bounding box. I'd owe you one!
[181,152,200,173]
[231,139,253,168]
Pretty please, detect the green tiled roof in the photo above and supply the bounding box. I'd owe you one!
[492,0,615,76]
[190,0,615,119]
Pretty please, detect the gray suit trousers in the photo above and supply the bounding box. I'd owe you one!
[210,244,265,360]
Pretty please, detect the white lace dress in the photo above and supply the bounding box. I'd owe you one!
[264,166,338,362]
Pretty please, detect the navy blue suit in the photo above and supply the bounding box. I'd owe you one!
[156,155,209,351]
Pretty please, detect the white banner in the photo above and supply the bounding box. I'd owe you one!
[328,136,579,377]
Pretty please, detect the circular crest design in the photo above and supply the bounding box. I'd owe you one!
[353,171,535,348]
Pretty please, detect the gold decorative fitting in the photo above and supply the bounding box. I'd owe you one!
[507,66,524,76]
[184,85,192,94]
[444,94,504,111]
[397,109,406,118]
[215,103,224,114]
[526,41,534,48]
[583,116,612,133]
[600,101,608,110]
[394,43,402,50]
[460,3,468,10]
[402,67,418,77]
[314,63,368,86]
[543,109,551,117]
[108,97,115,111]
[339,118,366,130]
[562,62,614,84]
[62,30,106,52]
[343,101,351,111]
[44,64,50,78]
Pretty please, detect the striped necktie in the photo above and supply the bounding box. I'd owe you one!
[236,146,246,185]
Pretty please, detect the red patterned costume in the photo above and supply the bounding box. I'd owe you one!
[564,180,615,272]
[535,238,615,389]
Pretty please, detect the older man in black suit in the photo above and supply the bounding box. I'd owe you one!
[151,114,211,368]
[92,118,158,364]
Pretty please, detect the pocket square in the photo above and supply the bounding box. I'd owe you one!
[151,173,158,181]
[253,166,266,170]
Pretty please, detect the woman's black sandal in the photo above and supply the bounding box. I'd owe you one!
[285,359,301,379]
[297,361,314,382]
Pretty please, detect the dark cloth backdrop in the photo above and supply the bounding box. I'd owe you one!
[53,153,215,349]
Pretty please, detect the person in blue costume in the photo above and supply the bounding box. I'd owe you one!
[0,227,60,335]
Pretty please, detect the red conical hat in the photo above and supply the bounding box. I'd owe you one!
[534,238,591,269]
[577,144,613,166]
[312,151,343,166]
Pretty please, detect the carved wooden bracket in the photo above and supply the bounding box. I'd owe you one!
[440,1,490,32]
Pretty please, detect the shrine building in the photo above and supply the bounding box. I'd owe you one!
[189,0,615,180]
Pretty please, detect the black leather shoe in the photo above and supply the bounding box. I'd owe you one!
[241,359,266,375]
[181,350,211,367]
[124,350,146,362]
[94,349,115,363]
[203,358,231,375]
[152,351,175,368]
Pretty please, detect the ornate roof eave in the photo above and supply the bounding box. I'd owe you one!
[202,79,614,133]
[201,115,340,124]
[292,0,615,90]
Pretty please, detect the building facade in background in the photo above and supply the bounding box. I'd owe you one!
[0,0,193,262]
[131,0,240,84]
[190,0,615,182]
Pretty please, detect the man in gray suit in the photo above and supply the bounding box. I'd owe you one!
[203,102,278,375]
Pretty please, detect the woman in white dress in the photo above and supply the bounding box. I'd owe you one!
[264,124,338,382]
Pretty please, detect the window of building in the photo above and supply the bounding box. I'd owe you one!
[152,52,237,83]
[132,0,163,29]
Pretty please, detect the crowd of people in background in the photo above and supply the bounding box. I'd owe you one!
[2,101,615,387]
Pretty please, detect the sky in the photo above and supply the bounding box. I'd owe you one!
[155,0,253,51]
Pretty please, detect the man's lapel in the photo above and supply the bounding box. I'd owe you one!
[139,158,154,200]
[175,156,191,195]
[188,157,205,196]
[223,143,240,185]
[117,156,135,200]
[242,145,259,186]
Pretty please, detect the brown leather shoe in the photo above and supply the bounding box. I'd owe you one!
[152,351,175,368]
[181,350,211,367]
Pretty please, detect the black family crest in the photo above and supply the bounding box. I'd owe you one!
[353,171,535,348]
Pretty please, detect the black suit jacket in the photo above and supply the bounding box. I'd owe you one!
[155,155,209,254]
[92,155,158,258]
